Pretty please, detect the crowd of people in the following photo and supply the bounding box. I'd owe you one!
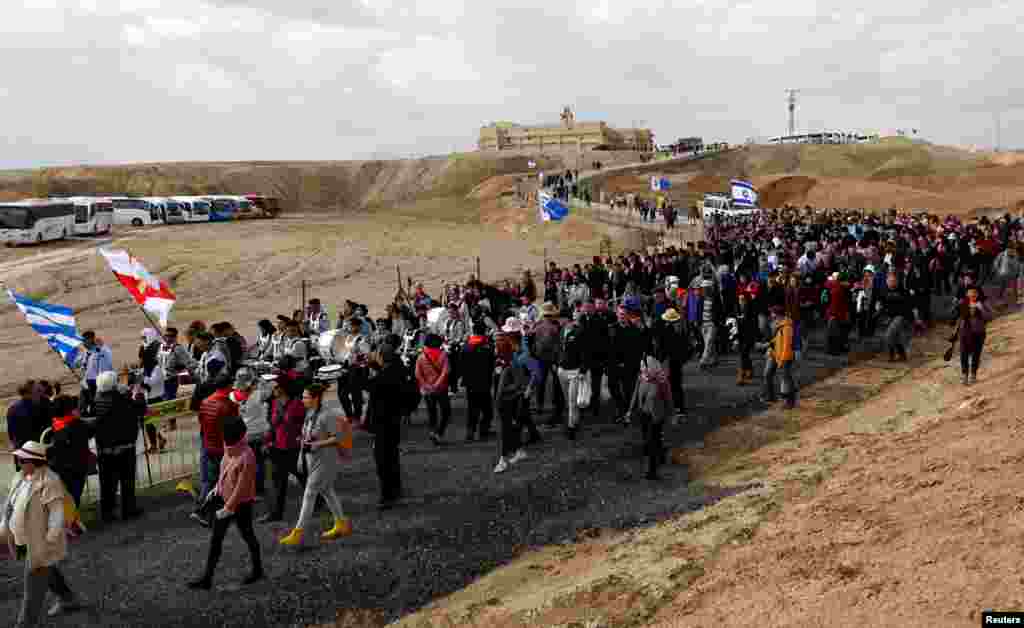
[3,203,1022,625]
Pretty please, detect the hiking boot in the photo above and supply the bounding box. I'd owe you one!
[509,449,528,465]
[278,528,304,546]
[48,595,84,617]
[321,517,353,541]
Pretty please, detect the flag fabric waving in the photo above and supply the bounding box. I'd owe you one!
[730,180,758,208]
[7,289,84,368]
[99,247,176,327]
[538,192,569,222]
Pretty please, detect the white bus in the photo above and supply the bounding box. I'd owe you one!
[69,197,114,236]
[0,200,76,245]
[170,197,211,223]
[110,197,163,227]
[142,197,185,224]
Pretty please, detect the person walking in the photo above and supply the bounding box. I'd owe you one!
[556,308,587,440]
[258,374,306,523]
[493,320,532,474]
[460,321,496,441]
[2,441,85,626]
[955,286,991,385]
[230,368,270,498]
[531,302,565,426]
[415,333,451,445]
[279,383,352,546]
[43,395,92,510]
[364,344,404,509]
[758,306,797,409]
[657,308,691,416]
[187,416,264,590]
[93,371,145,523]
[630,354,673,480]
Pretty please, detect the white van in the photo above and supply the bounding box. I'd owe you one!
[110,197,163,227]
[0,200,76,245]
[170,196,211,223]
[69,197,114,236]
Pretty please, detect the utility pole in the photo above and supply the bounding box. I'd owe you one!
[785,89,800,137]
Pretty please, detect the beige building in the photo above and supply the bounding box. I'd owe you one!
[479,107,654,152]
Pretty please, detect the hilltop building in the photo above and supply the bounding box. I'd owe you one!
[478,107,654,152]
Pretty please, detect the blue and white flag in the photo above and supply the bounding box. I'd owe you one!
[6,289,84,368]
[650,176,672,191]
[538,192,569,222]
[730,179,758,208]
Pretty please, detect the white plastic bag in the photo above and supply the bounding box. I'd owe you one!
[576,373,592,409]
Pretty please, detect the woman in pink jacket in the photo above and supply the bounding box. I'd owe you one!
[188,416,263,590]
[415,333,451,445]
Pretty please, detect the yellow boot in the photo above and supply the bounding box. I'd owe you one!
[279,528,304,546]
[321,517,353,541]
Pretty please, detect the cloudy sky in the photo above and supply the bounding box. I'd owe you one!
[3,0,1022,168]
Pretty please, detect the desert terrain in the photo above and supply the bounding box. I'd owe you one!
[2,144,1023,628]
[589,140,1024,216]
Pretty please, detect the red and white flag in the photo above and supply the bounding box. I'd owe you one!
[98,248,176,327]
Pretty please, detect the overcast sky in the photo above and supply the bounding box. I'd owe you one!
[3,0,1023,168]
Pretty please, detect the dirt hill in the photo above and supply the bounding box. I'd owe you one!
[589,142,1024,215]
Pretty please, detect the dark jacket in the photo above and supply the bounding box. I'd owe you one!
[6,399,35,448]
[48,417,94,478]
[612,322,649,370]
[655,319,690,363]
[878,287,915,321]
[94,389,145,454]
[460,337,496,393]
[365,360,406,439]
[558,322,586,371]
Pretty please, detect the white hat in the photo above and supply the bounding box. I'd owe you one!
[863,264,876,274]
[502,318,523,334]
[9,441,48,463]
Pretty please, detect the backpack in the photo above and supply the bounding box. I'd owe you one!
[532,321,561,362]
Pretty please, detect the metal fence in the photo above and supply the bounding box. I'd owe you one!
[2,398,202,506]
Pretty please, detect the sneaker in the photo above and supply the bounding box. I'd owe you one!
[189,511,208,527]
[47,596,84,617]
[509,449,528,465]
[493,457,509,474]
[961,373,969,386]
[969,372,977,385]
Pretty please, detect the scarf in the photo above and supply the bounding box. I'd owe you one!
[641,363,672,401]
[423,347,443,366]
[52,413,77,433]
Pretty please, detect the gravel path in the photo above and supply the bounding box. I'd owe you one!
[0,304,950,628]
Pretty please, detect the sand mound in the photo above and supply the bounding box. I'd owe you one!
[758,176,818,208]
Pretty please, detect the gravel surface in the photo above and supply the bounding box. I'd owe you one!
[0,305,950,628]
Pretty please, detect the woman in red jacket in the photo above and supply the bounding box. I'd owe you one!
[824,272,852,355]
[259,374,307,523]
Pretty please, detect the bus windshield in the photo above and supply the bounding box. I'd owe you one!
[0,208,31,229]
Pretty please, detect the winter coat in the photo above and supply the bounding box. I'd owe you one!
[198,389,235,456]
[460,337,496,393]
[415,348,450,395]
[364,361,406,439]
[266,397,305,450]
[94,389,144,455]
[47,414,94,479]
[769,317,795,365]
[1,469,67,568]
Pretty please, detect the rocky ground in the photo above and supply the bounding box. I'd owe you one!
[0,292,918,628]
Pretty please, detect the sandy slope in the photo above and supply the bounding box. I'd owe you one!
[386,308,1024,628]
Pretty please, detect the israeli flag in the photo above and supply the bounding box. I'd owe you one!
[731,179,758,208]
[650,176,672,191]
[538,192,569,222]
[7,289,84,367]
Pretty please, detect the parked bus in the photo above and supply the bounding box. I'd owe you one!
[142,197,185,224]
[69,197,114,236]
[0,200,76,245]
[110,197,163,227]
[201,196,240,222]
[244,195,281,218]
[170,196,211,223]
